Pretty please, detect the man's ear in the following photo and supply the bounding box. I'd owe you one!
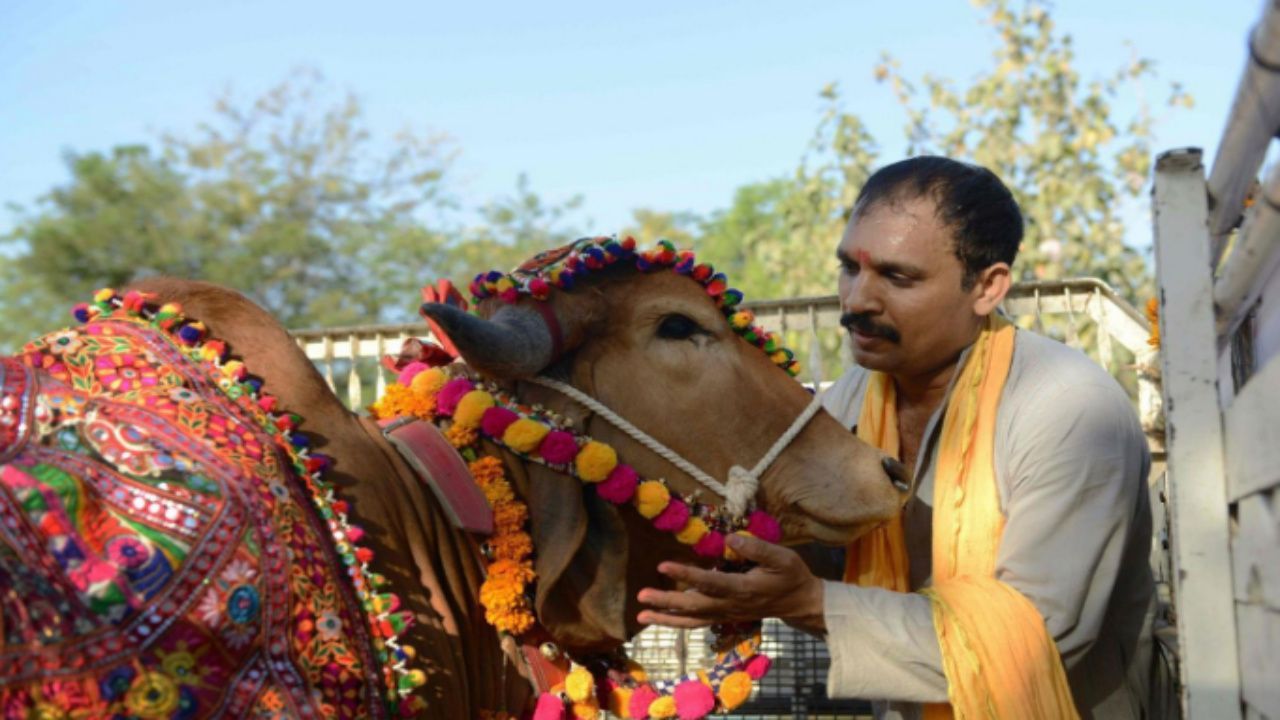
[971,262,1012,317]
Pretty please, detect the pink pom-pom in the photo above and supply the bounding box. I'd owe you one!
[653,498,690,532]
[397,361,430,386]
[744,654,772,680]
[539,430,579,465]
[673,679,716,719]
[499,288,520,304]
[532,692,567,720]
[435,378,475,415]
[529,277,551,300]
[481,406,520,438]
[628,685,660,719]
[745,510,782,544]
[693,531,725,558]
[596,464,638,504]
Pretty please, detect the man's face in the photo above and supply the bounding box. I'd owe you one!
[836,195,986,378]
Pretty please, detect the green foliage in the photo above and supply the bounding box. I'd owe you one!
[2,3,1187,354]
[872,0,1188,302]
[0,72,580,349]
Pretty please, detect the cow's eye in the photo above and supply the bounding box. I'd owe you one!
[656,314,703,340]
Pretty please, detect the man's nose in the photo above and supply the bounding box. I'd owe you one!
[841,272,881,315]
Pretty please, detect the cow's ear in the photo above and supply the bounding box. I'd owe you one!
[520,460,631,652]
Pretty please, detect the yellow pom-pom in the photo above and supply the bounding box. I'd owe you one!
[565,666,595,703]
[410,367,448,396]
[94,288,116,303]
[575,441,618,482]
[221,360,245,378]
[648,695,677,718]
[454,390,495,428]
[729,310,754,329]
[503,418,550,453]
[724,530,755,561]
[675,517,709,545]
[572,699,600,720]
[718,671,753,710]
[635,481,671,519]
[495,277,516,292]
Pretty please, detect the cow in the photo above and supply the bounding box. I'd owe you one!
[0,240,906,718]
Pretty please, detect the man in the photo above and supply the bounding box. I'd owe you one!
[638,156,1155,719]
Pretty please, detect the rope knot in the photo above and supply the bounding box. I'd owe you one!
[724,465,758,520]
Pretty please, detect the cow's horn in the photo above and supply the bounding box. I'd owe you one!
[420,302,554,378]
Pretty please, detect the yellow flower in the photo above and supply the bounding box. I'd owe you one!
[634,481,671,519]
[454,390,495,428]
[718,671,753,710]
[503,418,550,453]
[675,517,709,545]
[410,367,448,396]
[565,666,595,702]
[575,441,617,482]
[648,695,677,718]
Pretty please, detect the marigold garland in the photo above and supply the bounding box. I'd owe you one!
[371,357,782,719]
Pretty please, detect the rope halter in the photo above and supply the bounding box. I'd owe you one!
[527,376,825,520]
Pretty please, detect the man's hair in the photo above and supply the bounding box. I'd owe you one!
[852,156,1024,289]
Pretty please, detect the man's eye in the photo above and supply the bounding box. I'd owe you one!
[656,314,703,340]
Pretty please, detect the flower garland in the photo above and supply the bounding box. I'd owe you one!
[468,236,802,378]
[371,360,784,719]
[73,289,427,717]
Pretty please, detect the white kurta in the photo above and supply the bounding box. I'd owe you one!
[820,328,1156,720]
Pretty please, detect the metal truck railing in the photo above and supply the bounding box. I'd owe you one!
[292,278,1161,717]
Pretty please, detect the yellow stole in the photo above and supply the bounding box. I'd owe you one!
[844,315,1079,719]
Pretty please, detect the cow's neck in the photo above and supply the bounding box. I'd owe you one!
[345,414,534,717]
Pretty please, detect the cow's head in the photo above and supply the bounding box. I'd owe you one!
[422,239,907,654]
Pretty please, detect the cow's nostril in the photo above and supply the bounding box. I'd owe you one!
[882,456,912,494]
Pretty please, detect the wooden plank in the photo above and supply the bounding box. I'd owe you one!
[1226,354,1280,500]
[1237,603,1280,719]
[1152,147,1242,718]
[1233,491,1280,611]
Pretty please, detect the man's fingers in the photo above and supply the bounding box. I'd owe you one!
[656,562,745,598]
[636,609,713,629]
[727,533,792,567]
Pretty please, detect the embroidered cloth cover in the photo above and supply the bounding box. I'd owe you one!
[0,312,387,718]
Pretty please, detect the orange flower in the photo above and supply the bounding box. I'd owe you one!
[446,422,478,448]
[370,383,436,421]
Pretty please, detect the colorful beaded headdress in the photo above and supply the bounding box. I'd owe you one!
[467,236,802,377]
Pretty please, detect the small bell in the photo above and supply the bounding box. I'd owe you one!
[540,642,561,661]
[480,542,495,561]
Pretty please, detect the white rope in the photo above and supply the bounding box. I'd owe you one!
[527,376,825,519]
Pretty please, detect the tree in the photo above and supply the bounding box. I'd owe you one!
[0,70,457,349]
[874,0,1192,301]
[444,173,588,284]
[698,0,1186,308]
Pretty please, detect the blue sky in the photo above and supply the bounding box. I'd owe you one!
[0,1,1260,244]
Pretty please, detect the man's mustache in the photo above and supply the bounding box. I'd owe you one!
[840,312,901,344]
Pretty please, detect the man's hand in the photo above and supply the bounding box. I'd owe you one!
[636,534,827,635]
